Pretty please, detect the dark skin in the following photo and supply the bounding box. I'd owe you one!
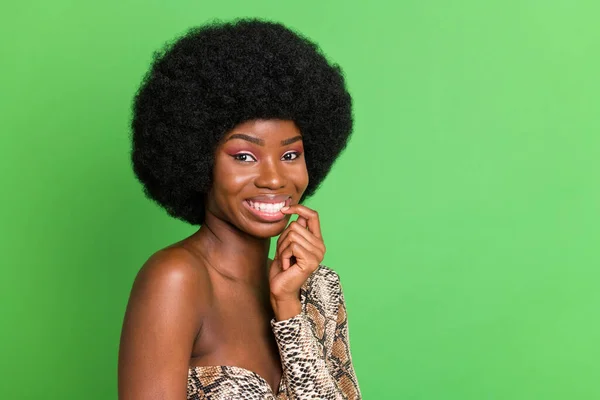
[118,119,327,399]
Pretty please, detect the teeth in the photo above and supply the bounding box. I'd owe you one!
[248,201,286,213]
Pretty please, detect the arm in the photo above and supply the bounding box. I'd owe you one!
[118,249,206,400]
[328,277,361,398]
[271,271,361,400]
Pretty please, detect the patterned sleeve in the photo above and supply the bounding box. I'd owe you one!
[270,270,361,399]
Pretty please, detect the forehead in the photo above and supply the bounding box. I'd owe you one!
[224,119,301,141]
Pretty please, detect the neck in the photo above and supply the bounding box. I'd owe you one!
[188,210,271,286]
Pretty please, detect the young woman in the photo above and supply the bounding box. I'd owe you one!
[118,19,361,399]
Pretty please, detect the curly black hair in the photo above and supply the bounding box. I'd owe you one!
[131,18,353,225]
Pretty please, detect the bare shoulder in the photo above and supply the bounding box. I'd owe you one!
[123,245,214,339]
[128,246,212,313]
[119,246,211,398]
[136,246,211,294]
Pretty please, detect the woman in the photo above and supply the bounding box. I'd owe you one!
[118,18,361,399]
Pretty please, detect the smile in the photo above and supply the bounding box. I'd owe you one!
[247,200,286,213]
[243,196,292,223]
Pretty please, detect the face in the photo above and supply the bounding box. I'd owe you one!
[206,119,309,238]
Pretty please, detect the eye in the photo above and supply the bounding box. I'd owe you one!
[282,151,301,161]
[232,153,257,162]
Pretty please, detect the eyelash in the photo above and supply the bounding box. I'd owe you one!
[232,151,301,163]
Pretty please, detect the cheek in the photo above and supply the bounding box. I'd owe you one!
[212,160,254,196]
[295,162,310,191]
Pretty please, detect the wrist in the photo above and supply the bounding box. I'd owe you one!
[270,296,302,321]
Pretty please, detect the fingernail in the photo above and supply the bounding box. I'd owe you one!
[281,206,290,211]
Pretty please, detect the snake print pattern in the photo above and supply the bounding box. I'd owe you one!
[187,265,361,399]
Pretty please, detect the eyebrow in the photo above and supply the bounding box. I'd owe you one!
[226,133,303,146]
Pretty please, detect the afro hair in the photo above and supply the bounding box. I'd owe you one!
[131,18,353,225]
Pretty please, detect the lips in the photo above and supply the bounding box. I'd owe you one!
[246,194,292,203]
[244,195,292,222]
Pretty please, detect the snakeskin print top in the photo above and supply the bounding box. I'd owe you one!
[187,265,361,399]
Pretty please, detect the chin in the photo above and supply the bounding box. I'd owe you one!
[244,219,289,239]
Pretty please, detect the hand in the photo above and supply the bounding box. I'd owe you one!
[269,205,326,318]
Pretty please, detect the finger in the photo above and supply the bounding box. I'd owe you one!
[297,216,308,229]
[280,243,290,271]
[268,257,285,282]
[279,242,317,272]
[276,217,299,250]
[278,237,301,271]
[279,221,324,253]
[278,231,323,263]
[276,223,294,252]
[278,239,304,271]
[280,205,322,239]
[276,219,310,250]
[269,257,282,274]
[278,236,321,273]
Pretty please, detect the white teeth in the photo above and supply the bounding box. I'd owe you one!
[248,201,286,213]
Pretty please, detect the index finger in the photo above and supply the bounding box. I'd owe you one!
[281,205,322,239]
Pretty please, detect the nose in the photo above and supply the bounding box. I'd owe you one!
[254,158,287,189]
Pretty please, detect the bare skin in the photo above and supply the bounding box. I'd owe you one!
[118,119,326,399]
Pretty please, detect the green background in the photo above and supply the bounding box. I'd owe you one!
[2,1,599,399]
